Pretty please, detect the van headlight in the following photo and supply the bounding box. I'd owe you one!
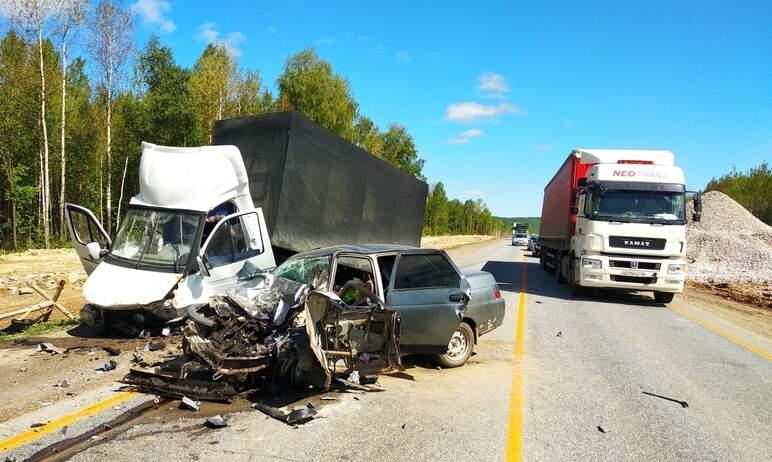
[667,264,686,274]
[582,258,602,269]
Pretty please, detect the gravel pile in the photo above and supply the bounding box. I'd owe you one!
[686,191,772,286]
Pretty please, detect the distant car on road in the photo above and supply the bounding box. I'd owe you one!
[528,234,541,256]
[512,233,529,246]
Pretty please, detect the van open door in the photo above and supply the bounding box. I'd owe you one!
[65,203,112,275]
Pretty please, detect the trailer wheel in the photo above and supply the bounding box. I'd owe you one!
[555,254,566,284]
[539,253,547,271]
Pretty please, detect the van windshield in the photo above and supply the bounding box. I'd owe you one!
[110,208,202,271]
[588,189,685,224]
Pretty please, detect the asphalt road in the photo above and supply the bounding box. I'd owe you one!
[2,239,770,461]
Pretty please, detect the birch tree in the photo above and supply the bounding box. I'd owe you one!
[88,0,132,234]
[53,0,86,238]
[189,44,234,142]
[7,0,57,247]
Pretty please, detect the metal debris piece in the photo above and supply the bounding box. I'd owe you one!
[37,343,64,355]
[101,346,121,356]
[147,340,166,352]
[251,402,317,426]
[597,425,606,433]
[556,331,563,337]
[204,415,228,428]
[30,422,47,428]
[320,397,338,401]
[359,374,378,385]
[642,391,689,408]
[180,396,200,411]
[95,360,117,372]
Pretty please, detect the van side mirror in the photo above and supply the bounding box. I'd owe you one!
[86,242,102,261]
[197,255,211,277]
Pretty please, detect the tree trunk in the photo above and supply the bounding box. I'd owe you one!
[106,72,112,234]
[59,40,67,239]
[38,28,51,248]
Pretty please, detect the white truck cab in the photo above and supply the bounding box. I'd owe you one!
[65,142,275,331]
[569,149,698,303]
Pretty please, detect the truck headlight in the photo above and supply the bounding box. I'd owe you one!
[667,264,686,274]
[584,233,603,252]
[582,258,602,269]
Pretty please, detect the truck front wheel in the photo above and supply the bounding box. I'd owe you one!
[436,322,474,368]
[654,292,675,304]
[568,255,587,296]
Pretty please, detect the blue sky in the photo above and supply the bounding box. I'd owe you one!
[130,0,771,216]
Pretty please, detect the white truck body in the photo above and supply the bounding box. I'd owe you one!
[65,142,276,328]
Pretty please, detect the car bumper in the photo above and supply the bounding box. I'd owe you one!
[577,255,686,293]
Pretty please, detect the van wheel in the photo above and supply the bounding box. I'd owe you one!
[654,292,675,304]
[436,322,474,368]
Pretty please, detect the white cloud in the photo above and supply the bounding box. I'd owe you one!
[196,23,246,57]
[266,25,277,33]
[131,0,175,34]
[445,102,523,122]
[532,143,553,151]
[396,50,410,62]
[479,73,509,98]
[461,128,483,138]
[447,137,470,145]
[464,189,485,198]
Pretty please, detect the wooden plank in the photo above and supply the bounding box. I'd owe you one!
[53,302,76,320]
[0,301,55,321]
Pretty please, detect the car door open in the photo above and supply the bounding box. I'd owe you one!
[385,250,469,354]
[65,203,112,275]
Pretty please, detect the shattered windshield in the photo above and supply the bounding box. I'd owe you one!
[110,208,202,271]
[272,255,331,287]
[588,189,685,224]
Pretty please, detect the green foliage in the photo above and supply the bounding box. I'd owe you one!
[277,49,359,142]
[706,162,772,225]
[0,318,80,340]
[422,182,501,236]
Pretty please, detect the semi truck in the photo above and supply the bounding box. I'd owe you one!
[539,149,702,303]
[65,112,428,333]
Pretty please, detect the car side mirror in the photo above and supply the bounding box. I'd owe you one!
[86,242,102,261]
[197,255,211,277]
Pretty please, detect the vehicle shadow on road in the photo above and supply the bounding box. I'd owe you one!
[480,259,533,293]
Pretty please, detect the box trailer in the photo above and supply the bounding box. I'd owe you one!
[213,112,429,262]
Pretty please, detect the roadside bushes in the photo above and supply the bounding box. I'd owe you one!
[706,162,772,225]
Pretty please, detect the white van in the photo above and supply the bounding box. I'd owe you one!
[66,143,275,332]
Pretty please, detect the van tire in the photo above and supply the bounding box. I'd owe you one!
[436,322,474,368]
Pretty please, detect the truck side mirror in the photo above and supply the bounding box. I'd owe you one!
[577,177,588,187]
[197,255,211,277]
[692,193,702,222]
[570,206,579,216]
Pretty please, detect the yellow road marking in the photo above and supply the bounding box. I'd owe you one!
[0,391,138,452]
[669,305,772,361]
[504,253,528,462]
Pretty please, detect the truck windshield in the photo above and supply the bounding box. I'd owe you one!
[588,189,685,224]
[110,208,202,271]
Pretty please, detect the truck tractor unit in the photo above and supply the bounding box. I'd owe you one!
[539,149,702,303]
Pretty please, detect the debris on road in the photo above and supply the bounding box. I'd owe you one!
[556,331,563,337]
[161,327,171,337]
[145,339,166,352]
[53,380,70,388]
[95,360,117,372]
[30,422,47,428]
[597,425,606,433]
[642,391,689,408]
[204,415,228,428]
[101,345,121,356]
[180,396,201,411]
[37,342,64,355]
[252,402,317,426]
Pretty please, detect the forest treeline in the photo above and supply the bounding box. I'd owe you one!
[0,0,501,251]
[706,161,772,225]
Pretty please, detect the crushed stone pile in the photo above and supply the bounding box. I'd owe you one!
[686,191,772,305]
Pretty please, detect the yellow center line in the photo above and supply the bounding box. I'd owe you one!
[0,391,138,453]
[504,253,528,462]
[669,304,772,361]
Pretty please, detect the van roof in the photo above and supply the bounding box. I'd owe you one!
[130,142,251,212]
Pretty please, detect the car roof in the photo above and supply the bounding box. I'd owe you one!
[287,243,421,260]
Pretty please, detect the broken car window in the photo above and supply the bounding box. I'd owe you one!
[393,254,460,290]
[111,208,200,270]
[204,214,259,267]
[333,256,375,305]
[272,255,332,288]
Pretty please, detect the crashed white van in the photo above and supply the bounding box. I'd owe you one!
[66,142,275,333]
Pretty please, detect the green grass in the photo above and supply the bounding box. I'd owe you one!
[0,318,80,341]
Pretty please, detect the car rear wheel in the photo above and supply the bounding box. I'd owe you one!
[436,322,474,368]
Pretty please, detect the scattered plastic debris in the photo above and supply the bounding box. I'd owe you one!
[95,360,118,372]
[180,396,200,411]
[204,415,228,429]
[347,371,360,384]
[161,327,171,337]
[36,343,64,355]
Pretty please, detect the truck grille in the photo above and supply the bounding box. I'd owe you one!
[611,275,657,284]
[609,236,666,251]
[609,260,661,270]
